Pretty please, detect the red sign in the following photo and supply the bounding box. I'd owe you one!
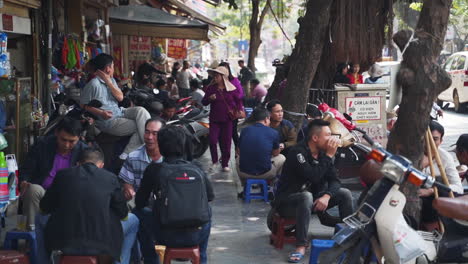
[168,39,187,59]
[2,14,13,31]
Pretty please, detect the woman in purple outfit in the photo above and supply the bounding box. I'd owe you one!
[218,62,244,149]
[202,66,243,172]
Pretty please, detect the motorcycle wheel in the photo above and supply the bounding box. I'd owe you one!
[192,135,209,159]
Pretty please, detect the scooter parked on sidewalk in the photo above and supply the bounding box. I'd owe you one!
[318,139,455,263]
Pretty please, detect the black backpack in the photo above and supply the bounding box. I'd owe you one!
[155,160,210,229]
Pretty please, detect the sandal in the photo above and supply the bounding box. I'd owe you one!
[288,252,304,263]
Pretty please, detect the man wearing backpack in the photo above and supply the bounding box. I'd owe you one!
[135,125,214,264]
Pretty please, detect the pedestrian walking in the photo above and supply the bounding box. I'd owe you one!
[202,66,243,172]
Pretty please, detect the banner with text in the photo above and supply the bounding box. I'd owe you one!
[168,39,187,59]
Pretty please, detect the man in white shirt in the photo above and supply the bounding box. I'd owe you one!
[176,60,192,98]
[420,120,463,227]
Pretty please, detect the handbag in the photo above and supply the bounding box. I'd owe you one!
[219,91,245,120]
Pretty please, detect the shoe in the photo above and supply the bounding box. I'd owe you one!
[222,167,231,172]
[237,191,245,199]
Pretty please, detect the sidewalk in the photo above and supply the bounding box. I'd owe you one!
[198,150,336,264]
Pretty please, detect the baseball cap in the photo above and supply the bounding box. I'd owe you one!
[452,134,468,152]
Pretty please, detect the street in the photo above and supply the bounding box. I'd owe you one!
[438,107,468,153]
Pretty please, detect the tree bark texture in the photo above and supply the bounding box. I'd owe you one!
[279,0,333,128]
[264,64,288,102]
[312,0,392,90]
[387,0,453,226]
[247,0,270,73]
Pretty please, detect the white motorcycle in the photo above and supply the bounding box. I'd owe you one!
[319,142,453,264]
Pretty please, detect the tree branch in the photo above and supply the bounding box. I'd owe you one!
[257,0,271,29]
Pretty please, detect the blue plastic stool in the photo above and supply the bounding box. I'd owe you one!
[4,230,38,264]
[244,179,268,203]
[309,239,335,264]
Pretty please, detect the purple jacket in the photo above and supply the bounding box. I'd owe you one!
[202,80,243,122]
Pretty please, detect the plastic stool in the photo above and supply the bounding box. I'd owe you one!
[3,231,37,264]
[0,250,29,264]
[60,256,98,264]
[269,213,296,249]
[163,246,200,264]
[244,179,268,203]
[309,239,335,264]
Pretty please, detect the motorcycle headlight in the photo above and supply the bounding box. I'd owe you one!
[380,156,410,183]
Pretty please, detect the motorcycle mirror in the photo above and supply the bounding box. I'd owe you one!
[153,89,160,95]
[88,99,103,108]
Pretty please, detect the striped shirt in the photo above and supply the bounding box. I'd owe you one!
[119,145,163,191]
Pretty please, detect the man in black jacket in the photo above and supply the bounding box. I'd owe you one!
[274,119,354,263]
[39,148,138,263]
[136,125,214,264]
[19,117,89,227]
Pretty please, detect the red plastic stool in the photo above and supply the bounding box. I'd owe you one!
[60,256,98,264]
[270,213,297,249]
[163,246,200,264]
[0,250,29,264]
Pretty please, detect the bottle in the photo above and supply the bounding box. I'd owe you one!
[0,152,9,204]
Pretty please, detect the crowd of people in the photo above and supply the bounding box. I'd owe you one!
[12,53,468,264]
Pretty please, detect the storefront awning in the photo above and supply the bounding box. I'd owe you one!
[109,5,210,41]
[165,0,226,35]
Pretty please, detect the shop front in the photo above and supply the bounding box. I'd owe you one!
[0,0,40,163]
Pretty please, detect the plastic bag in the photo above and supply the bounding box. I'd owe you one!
[393,215,425,262]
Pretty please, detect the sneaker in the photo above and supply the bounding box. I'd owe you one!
[222,167,231,172]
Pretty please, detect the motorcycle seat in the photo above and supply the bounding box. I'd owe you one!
[433,195,468,221]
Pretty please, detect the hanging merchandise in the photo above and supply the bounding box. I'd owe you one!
[61,36,69,67]
[6,154,17,200]
[0,33,7,54]
[0,33,10,78]
[0,152,8,204]
[66,38,77,69]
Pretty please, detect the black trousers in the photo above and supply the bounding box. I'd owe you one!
[276,188,354,246]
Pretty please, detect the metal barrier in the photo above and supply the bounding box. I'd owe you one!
[309,88,337,108]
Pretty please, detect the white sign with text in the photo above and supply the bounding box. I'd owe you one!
[345,96,381,121]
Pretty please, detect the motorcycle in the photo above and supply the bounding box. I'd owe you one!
[168,107,210,159]
[318,138,458,263]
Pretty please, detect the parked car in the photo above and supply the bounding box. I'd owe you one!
[438,51,468,113]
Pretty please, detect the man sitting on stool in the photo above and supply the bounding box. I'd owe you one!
[274,119,354,263]
[237,107,285,196]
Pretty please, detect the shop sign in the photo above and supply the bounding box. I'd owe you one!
[168,39,187,59]
[345,96,381,121]
[2,14,12,31]
[129,36,152,61]
[0,14,30,35]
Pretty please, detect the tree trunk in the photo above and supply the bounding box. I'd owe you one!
[279,0,334,128]
[387,0,453,226]
[247,0,270,73]
[264,64,288,102]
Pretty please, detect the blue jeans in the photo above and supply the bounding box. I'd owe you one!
[35,213,139,264]
[117,213,139,264]
[133,208,159,264]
